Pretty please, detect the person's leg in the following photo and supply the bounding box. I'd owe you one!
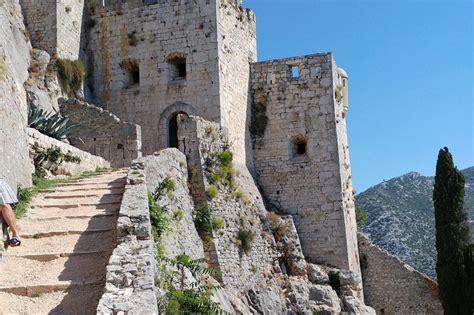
[0,204,19,237]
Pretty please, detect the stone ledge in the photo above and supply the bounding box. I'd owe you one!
[96,164,158,315]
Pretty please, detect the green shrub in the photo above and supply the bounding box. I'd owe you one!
[0,58,6,81]
[194,204,214,235]
[355,207,368,225]
[236,229,255,254]
[33,145,81,178]
[206,185,218,198]
[233,191,243,200]
[13,187,34,218]
[28,107,80,141]
[153,176,176,200]
[173,209,185,222]
[219,150,233,167]
[148,193,169,239]
[56,58,85,97]
[250,101,268,139]
[266,212,289,241]
[212,216,225,230]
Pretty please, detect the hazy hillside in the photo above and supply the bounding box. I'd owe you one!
[356,167,474,278]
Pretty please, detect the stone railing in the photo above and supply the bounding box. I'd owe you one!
[97,164,158,314]
[27,128,110,176]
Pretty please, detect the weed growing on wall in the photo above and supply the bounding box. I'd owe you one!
[55,58,85,97]
[236,229,255,255]
[250,101,268,140]
[33,145,81,178]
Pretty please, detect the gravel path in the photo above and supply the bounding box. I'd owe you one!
[0,170,127,315]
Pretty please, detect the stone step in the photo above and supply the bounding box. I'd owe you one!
[0,255,108,289]
[19,216,117,236]
[32,201,122,210]
[11,231,116,256]
[27,205,120,220]
[42,187,125,197]
[44,192,123,200]
[36,195,123,208]
[9,250,108,262]
[22,227,114,239]
[0,283,103,314]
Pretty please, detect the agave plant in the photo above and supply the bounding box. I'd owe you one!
[28,107,80,140]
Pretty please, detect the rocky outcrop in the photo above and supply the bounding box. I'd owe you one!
[98,115,375,314]
[0,0,33,189]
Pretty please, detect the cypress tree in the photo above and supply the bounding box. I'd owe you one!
[433,147,470,314]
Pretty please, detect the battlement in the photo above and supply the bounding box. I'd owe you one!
[90,0,255,22]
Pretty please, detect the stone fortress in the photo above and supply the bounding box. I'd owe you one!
[20,0,359,275]
[0,0,442,313]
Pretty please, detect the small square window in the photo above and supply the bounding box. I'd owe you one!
[291,136,308,159]
[168,55,187,81]
[297,142,306,155]
[291,65,299,78]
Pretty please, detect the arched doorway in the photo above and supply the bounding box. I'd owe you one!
[168,111,187,148]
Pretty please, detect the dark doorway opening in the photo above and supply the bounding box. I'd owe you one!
[168,112,187,148]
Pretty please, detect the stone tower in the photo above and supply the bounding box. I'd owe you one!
[20,0,85,59]
[250,54,360,273]
[86,0,256,164]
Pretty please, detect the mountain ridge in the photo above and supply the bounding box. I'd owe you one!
[355,166,474,278]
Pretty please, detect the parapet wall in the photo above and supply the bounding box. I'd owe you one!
[358,234,443,314]
[97,166,158,314]
[27,128,110,176]
[251,53,360,274]
[59,98,142,168]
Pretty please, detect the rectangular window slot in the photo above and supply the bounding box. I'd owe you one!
[291,65,299,78]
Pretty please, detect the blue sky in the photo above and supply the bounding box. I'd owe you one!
[244,0,473,192]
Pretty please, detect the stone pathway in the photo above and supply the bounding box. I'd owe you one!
[0,170,127,314]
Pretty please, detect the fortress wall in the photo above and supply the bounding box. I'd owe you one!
[59,98,142,168]
[358,234,443,314]
[19,0,57,55]
[56,0,85,59]
[250,54,360,273]
[87,0,222,155]
[216,0,257,164]
[0,0,33,190]
[20,0,85,59]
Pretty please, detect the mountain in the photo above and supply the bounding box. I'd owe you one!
[355,167,474,278]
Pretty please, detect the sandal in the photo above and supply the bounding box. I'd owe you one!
[9,236,21,247]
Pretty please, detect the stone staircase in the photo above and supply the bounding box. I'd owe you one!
[0,169,127,314]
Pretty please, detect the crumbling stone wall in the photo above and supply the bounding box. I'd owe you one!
[59,98,142,168]
[358,234,443,315]
[20,0,85,59]
[0,0,33,190]
[251,53,360,274]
